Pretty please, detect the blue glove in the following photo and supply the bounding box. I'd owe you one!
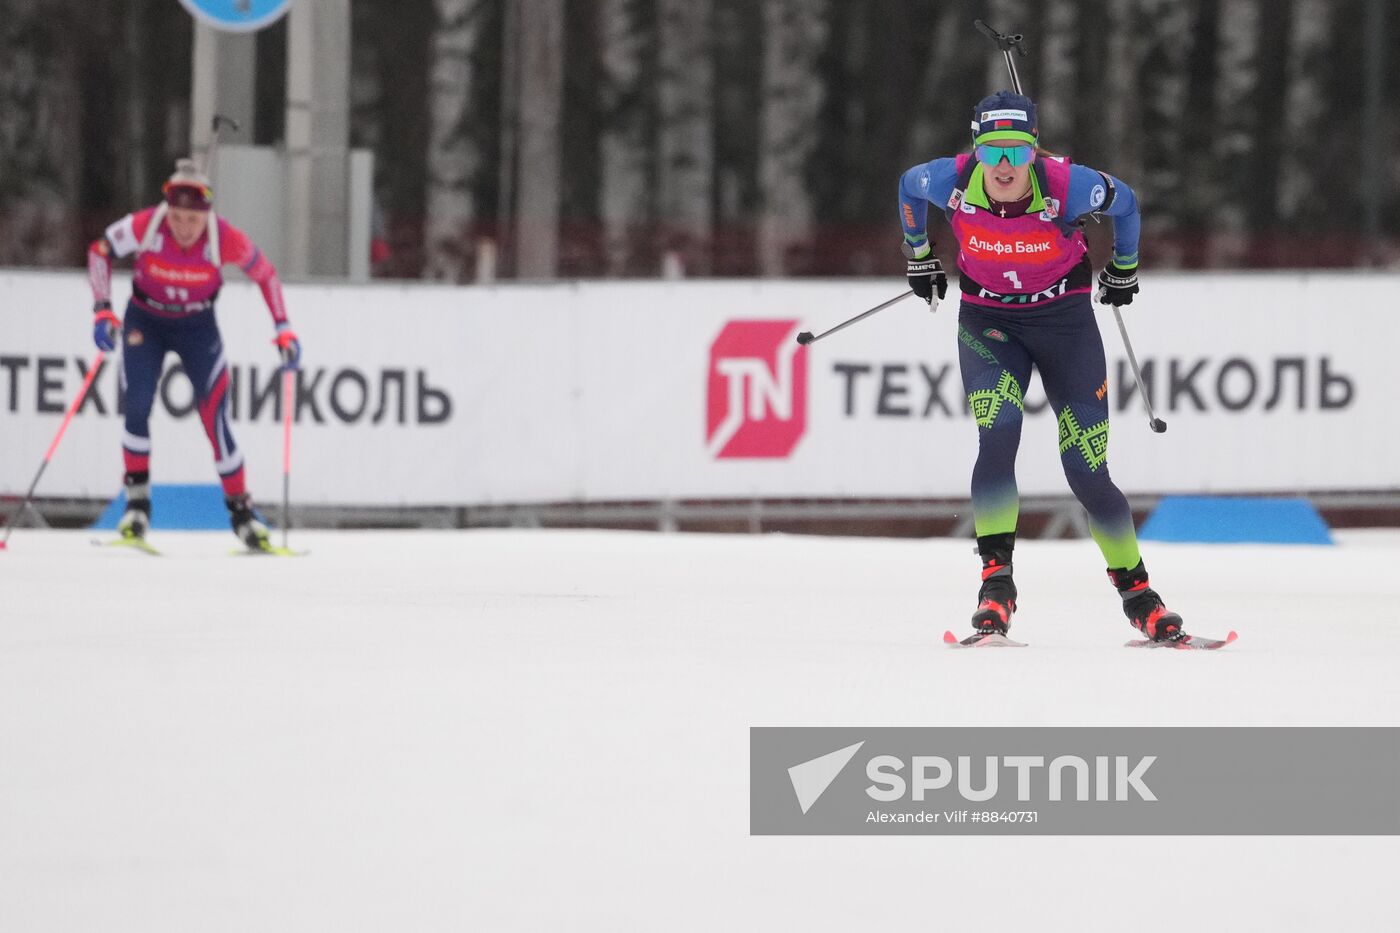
[93,303,120,351]
[274,323,302,371]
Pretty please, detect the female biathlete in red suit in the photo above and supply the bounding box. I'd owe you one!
[87,159,301,552]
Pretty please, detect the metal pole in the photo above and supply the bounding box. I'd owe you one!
[1002,48,1023,94]
[1112,307,1166,433]
[795,291,917,346]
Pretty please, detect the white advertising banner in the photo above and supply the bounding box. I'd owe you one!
[1,269,1396,505]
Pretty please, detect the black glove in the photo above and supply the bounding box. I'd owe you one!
[903,242,948,306]
[1096,262,1139,307]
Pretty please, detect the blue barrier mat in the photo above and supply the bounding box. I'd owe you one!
[1139,496,1333,545]
[92,484,238,531]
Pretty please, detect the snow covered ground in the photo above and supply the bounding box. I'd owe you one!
[2,527,1397,931]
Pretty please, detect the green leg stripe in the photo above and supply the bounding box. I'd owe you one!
[973,494,1020,538]
[1089,523,1141,570]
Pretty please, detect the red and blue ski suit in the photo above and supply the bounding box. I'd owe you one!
[88,205,291,497]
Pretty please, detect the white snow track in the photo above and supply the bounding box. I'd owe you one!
[3,528,1397,931]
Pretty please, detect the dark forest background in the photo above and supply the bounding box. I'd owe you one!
[1,0,1396,280]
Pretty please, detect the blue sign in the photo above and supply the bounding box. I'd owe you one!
[178,0,293,33]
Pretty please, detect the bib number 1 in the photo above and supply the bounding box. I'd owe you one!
[1002,271,1023,291]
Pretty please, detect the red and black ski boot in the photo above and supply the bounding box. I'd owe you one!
[1107,559,1184,642]
[971,533,1017,635]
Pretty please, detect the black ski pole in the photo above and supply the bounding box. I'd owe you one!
[795,290,917,346]
[974,19,1164,434]
[1109,303,1167,432]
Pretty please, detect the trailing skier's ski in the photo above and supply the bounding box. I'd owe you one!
[231,545,307,557]
[93,536,160,557]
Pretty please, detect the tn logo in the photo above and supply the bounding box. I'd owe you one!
[706,320,808,459]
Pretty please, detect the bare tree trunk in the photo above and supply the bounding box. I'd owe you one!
[757,0,829,277]
[656,0,714,275]
[424,0,487,281]
[598,0,650,276]
[1209,0,1261,265]
[515,0,564,280]
[0,0,83,265]
[1277,0,1332,224]
[1137,0,1195,267]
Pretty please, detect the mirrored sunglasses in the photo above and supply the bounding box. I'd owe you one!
[975,143,1034,168]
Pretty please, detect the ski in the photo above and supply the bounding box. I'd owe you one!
[942,628,1238,650]
[943,630,1027,648]
[1125,630,1238,651]
[92,536,161,557]
[231,545,307,557]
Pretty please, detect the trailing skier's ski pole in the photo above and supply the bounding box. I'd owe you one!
[281,368,294,550]
[1,349,106,550]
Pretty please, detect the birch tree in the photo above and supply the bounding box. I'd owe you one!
[1038,0,1077,147]
[514,0,565,280]
[903,2,966,167]
[1209,0,1262,265]
[1277,0,1333,226]
[598,0,651,275]
[712,0,762,273]
[423,0,488,281]
[757,0,829,277]
[656,0,714,275]
[1136,0,1194,267]
[1102,0,1142,184]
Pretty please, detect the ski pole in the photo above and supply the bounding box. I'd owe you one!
[1109,303,1167,433]
[281,368,294,549]
[796,290,918,346]
[1,349,106,550]
[975,19,1164,435]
